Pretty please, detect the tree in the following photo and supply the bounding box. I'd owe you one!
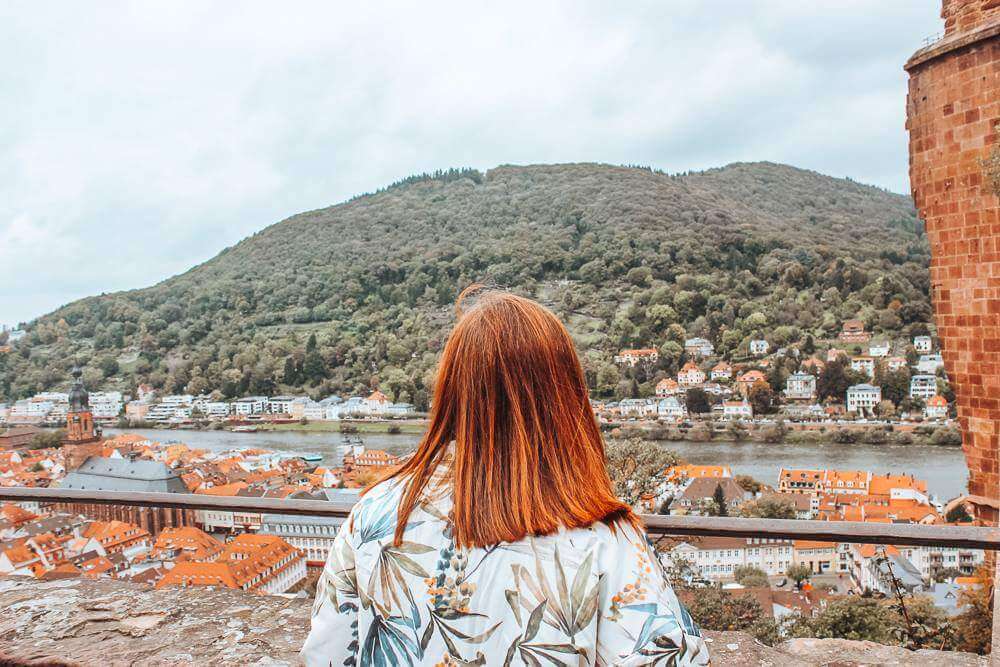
[711,483,729,517]
[817,359,851,402]
[734,474,763,494]
[733,565,769,588]
[952,567,993,654]
[604,437,680,506]
[786,597,895,644]
[740,496,797,520]
[29,429,65,449]
[685,387,710,415]
[98,356,119,378]
[748,380,774,415]
[945,503,972,524]
[686,587,762,630]
[786,563,813,586]
[302,334,327,384]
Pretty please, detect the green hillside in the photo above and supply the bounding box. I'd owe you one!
[0,162,929,407]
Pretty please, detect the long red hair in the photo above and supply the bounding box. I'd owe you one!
[377,285,635,549]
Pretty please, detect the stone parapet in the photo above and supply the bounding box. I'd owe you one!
[0,578,988,666]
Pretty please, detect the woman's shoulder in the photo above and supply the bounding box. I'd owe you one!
[561,516,652,560]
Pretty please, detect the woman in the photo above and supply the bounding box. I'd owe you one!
[303,287,709,666]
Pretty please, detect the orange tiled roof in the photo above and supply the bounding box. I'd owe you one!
[196,482,249,496]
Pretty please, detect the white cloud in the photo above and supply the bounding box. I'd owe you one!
[0,0,939,326]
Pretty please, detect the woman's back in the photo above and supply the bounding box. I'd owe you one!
[304,288,709,664]
[302,477,709,666]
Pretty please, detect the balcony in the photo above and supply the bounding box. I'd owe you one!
[1,487,998,664]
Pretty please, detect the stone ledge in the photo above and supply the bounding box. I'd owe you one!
[0,578,988,666]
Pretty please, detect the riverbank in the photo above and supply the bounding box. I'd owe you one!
[259,419,428,435]
[605,420,963,448]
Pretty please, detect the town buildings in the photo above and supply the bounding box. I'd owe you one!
[838,319,871,343]
[846,384,881,415]
[910,374,938,400]
[613,348,659,366]
[684,338,714,357]
[677,362,706,386]
[784,373,816,401]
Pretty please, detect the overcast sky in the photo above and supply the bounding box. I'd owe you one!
[0,1,940,327]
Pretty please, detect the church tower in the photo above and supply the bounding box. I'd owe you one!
[63,366,102,469]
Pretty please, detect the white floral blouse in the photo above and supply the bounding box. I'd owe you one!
[303,476,709,666]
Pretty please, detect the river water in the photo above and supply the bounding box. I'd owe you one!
[107,428,969,502]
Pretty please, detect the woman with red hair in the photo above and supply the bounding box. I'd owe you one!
[304,287,708,665]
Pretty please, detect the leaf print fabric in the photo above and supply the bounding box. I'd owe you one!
[302,478,709,666]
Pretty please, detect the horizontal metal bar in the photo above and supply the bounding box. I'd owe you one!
[2,487,997,551]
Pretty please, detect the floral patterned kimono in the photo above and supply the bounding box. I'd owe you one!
[303,474,709,666]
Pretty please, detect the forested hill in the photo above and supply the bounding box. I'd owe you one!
[0,162,928,406]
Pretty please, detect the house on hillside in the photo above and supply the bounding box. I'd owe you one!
[838,319,871,343]
[684,338,714,357]
[868,341,891,358]
[913,336,932,353]
[677,362,706,386]
[784,373,816,401]
[655,378,680,397]
[749,339,769,356]
[910,375,938,400]
[886,356,907,372]
[614,348,659,367]
[710,361,732,381]
[850,356,875,378]
[917,354,944,374]
[735,370,767,397]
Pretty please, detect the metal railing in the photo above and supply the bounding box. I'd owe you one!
[2,486,999,656]
[2,486,998,549]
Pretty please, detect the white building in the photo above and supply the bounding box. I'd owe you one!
[846,384,881,414]
[749,339,769,356]
[898,545,984,581]
[913,336,933,353]
[232,396,267,416]
[618,398,658,418]
[784,373,816,401]
[722,401,753,420]
[869,341,891,358]
[677,363,706,386]
[684,338,715,357]
[910,375,939,400]
[89,392,123,419]
[669,537,794,582]
[268,396,297,414]
[259,512,350,566]
[851,356,875,378]
[657,397,686,420]
[917,354,944,374]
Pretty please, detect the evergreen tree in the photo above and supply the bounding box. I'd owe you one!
[712,483,728,517]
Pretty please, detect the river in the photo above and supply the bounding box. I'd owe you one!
[107,428,970,501]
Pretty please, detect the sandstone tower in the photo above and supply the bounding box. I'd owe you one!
[905,0,1000,523]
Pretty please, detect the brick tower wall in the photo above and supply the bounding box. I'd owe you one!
[905,0,1000,523]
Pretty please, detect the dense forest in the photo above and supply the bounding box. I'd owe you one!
[0,162,930,408]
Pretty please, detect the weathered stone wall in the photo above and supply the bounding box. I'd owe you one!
[0,578,988,666]
[943,0,1000,37]
[905,1,1000,524]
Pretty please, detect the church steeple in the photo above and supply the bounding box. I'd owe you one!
[65,366,99,445]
